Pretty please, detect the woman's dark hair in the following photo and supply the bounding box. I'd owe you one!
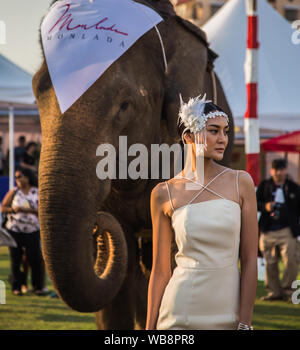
[15,166,38,187]
[176,101,226,147]
[26,142,37,152]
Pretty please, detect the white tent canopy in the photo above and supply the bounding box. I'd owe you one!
[202,0,300,132]
[0,52,37,189]
[0,53,35,105]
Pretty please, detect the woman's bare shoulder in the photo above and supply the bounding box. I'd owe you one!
[1,188,17,205]
[151,181,174,219]
[237,170,256,201]
[238,170,255,184]
[151,176,182,193]
[151,181,169,204]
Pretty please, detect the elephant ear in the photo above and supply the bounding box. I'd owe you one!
[176,16,209,47]
[136,0,176,19]
[160,16,233,152]
[161,16,210,144]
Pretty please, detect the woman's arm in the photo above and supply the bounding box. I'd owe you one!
[20,161,36,172]
[1,189,17,213]
[238,171,258,326]
[146,182,173,330]
[256,181,274,213]
[13,207,38,215]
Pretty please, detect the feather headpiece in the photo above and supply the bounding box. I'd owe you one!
[177,93,229,146]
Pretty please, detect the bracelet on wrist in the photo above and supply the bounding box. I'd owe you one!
[237,322,253,330]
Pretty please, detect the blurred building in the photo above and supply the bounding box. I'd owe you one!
[171,0,300,26]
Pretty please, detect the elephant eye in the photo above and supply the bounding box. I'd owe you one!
[120,101,129,111]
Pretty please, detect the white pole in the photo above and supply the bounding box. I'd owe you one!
[8,105,15,190]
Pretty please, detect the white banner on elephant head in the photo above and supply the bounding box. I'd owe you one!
[41,0,163,113]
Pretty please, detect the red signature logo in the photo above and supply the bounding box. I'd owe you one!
[48,3,128,36]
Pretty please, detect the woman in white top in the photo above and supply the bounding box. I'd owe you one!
[146,95,258,330]
[1,167,45,295]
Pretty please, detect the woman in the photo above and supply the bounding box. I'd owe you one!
[146,94,258,330]
[1,167,45,295]
[20,142,38,174]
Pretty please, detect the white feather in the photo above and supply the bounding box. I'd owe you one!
[177,93,229,144]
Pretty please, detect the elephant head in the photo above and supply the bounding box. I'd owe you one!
[33,0,234,319]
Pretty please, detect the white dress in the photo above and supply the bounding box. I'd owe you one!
[156,169,241,330]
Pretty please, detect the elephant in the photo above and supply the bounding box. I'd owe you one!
[32,0,235,330]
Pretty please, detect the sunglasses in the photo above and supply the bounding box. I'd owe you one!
[15,175,24,179]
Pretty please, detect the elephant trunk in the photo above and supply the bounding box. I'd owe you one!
[38,136,127,312]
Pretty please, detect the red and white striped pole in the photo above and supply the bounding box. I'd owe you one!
[244,0,260,186]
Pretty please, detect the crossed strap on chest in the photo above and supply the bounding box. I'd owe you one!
[165,168,240,212]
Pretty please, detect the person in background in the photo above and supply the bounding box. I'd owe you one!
[20,142,38,174]
[0,167,47,296]
[0,136,6,176]
[256,158,300,302]
[14,136,27,169]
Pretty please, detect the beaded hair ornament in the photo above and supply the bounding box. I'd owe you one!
[177,93,229,156]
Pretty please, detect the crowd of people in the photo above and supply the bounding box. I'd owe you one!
[0,135,40,176]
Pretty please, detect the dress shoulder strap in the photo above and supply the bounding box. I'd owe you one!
[186,168,229,206]
[236,170,240,204]
[165,181,174,211]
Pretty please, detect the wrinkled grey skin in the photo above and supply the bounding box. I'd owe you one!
[32,0,234,329]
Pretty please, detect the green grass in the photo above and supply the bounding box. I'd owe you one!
[0,247,299,330]
[0,246,96,330]
[253,280,300,330]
